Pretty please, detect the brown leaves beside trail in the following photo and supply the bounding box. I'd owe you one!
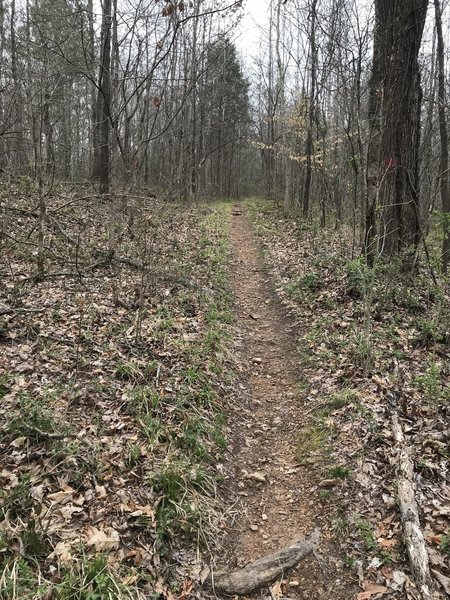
[248,199,450,599]
[0,187,233,597]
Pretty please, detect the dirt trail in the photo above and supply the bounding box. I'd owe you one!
[217,205,357,599]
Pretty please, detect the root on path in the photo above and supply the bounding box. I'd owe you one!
[210,529,320,595]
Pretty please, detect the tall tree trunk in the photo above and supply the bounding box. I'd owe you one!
[99,0,112,196]
[10,0,21,170]
[366,0,428,262]
[303,0,317,217]
[434,0,450,273]
[43,92,54,175]
[88,0,99,180]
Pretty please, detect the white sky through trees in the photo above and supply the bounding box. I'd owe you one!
[236,0,270,59]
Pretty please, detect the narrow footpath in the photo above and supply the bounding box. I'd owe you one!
[215,205,357,599]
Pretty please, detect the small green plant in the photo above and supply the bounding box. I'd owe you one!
[350,402,378,432]
[319,389,359,418]
[211,426,227,450]
[8,395,61,442]
[0,372,10,399]
[1,473,34,519]
[299,272,320,292]
[21,521,51,559]
[440,531,450,556]
[114,360,142,381]
[356,519,378,551]
[345,256,373,299]
[204,326,223,353]
[296,423,333,463]
[285,272,320,301]
[126,385,160,417]
[349,332,373,371]
[328,389,358,410]
[318,489,332,501]
[55,553,136,599]
[124,443,142,468]
[49,438,102,489]
[139,414,164,443]
[343,554,357,569]
[150,460,215,540]
[414,360,450,405]
[378,549,394,565]
[155,316,174,337]
[331,516,348,537]
[0,557,47,599]
[413,310,450,347]
[328,465,350,479]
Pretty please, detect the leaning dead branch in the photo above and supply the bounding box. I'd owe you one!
[391,414,433,599]
[209,529,320,595]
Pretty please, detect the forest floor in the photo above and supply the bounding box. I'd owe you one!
[0,190,449,600]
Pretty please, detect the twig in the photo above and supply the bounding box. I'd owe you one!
[0,306,46,316]
[22,425,78,440]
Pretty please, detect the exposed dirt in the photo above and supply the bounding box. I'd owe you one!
[214,205,358,598]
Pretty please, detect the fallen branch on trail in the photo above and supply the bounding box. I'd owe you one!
[391,414,433,599]
[209,529,320,595]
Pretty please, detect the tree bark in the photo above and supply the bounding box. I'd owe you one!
[366,0,428,262]
[434,0,450,273]
[303,0,318,217]
[98,0,112,196]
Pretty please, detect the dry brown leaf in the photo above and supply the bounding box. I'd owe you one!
[47,486,75,504]
[247,471,266,482]
[85,526,120,551]
[10,436,27,448]
[178,579,194,600]
[432,569,450,595]
[378,538,397,550]
[269,580,283,600]
[357,582,389,600]
[122,573,139,585]
[48,541,72,565]
[59,505,84,521]
[95,485,107,498]
[73,493,85,506]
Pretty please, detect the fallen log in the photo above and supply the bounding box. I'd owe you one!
[209,529,320,595]
[391,414,433,599]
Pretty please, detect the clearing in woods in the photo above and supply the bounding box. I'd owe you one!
[214,204,357,598]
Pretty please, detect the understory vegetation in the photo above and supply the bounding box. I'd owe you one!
[0,188,235,598]
[247,198,450,596]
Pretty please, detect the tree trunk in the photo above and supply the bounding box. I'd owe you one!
[98,0,112,196]
[434,0,450,273]
[366,0,428,262]
[302,0,317,217]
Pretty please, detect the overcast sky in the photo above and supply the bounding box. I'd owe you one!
[235,0,270,61]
